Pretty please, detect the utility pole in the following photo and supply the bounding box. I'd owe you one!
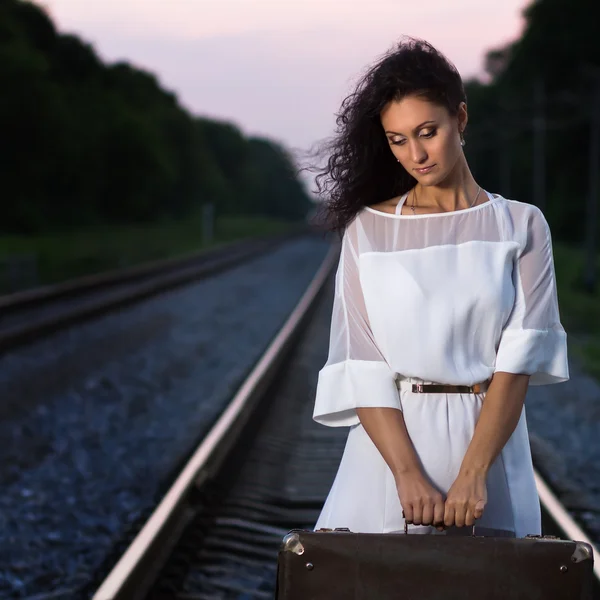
[533,77,546,213]
[583,72,600,293]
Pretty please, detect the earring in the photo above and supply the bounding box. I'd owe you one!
[460,131,466,147]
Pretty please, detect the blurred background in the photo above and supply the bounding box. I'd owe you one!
[1,0,599,598]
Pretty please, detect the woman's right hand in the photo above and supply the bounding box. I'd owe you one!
[395,470,446,531]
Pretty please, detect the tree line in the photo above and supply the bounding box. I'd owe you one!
[463,0,599,245]
[0,0,312,234]
[2,0,597,243]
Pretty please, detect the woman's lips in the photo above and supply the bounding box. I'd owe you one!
[415,164,435,174]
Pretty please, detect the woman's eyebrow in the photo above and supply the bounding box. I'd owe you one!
[385,120,436,135]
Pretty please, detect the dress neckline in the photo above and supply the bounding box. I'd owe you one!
[364,190,499,219]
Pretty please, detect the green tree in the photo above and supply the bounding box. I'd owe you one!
[0,0,313,234]
[465,0,599,243]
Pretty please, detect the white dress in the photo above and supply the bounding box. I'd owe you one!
[312,190,569,538]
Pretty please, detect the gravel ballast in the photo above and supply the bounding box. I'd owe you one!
[0,236,331,598]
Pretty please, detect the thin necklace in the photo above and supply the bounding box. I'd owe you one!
[410,185,482,215]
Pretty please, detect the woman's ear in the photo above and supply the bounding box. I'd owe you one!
[457,102,468,132]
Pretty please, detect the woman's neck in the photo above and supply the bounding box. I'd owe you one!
[412,163,480,212]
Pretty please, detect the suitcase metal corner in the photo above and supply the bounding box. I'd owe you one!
[280,530,305,555]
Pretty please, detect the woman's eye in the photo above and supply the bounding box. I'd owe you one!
[390,129,436,145]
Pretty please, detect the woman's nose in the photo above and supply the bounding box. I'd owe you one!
[409,140,427,164]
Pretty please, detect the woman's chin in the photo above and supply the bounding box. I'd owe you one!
[420,176,442,187]
[422,170,451,187]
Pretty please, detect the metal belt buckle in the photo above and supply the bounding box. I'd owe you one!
[413,383,424,393]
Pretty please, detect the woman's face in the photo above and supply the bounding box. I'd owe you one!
[380,95,466,186]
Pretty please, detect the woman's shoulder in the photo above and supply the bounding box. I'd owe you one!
[495,193,540,211]
[498,195,549,224]
[365,195,405,216]
[342,203,386,248]
[494,195,553,248]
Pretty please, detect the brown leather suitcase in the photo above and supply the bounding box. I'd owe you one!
[276,527,595,599]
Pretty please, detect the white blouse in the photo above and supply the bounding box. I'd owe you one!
[313,190,569,428]
[311,190,570,538]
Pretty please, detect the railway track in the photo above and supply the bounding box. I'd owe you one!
[86,243,598,600]
[0,230,303,354]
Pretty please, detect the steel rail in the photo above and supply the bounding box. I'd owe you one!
[0,229,305,313]
[91,243,339,600]
[90,235,598,597]
[534,469,599,580]
[0,231,305,354]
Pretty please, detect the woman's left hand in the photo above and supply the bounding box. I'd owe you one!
[443,471,488,528]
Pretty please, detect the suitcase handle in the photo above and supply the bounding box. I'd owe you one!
[402,512,516,537]
[402,513,475,536]
[402,509,463,535]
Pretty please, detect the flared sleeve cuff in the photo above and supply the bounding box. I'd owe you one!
[312,359,402,427]
[494,327,569,385]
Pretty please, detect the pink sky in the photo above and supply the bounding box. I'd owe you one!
[38,0,529,190]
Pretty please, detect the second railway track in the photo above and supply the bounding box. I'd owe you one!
[0,230,304,354]
[87,244,599,600]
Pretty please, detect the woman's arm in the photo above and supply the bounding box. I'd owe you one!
[443,371,530,527]
[460,371,530,475]
[355,406,422,476]
[446,206,568,528]
[356,406,446,530]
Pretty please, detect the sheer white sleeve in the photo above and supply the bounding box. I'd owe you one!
[494,207,569,384]
[312,221,401,427]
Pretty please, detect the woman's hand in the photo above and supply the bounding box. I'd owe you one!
[395,470,446,531]
[443,471,487,528]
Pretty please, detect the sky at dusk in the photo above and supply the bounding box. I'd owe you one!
[38,0,530,191]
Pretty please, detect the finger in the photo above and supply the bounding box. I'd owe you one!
[402,506,413,525]
[412,500,423,526]
[433,501,446,531]
[454,505,466,528]
[443,505,455,528]
[465,508,475,527]
[422,502,434,526]
[474,499,485,520]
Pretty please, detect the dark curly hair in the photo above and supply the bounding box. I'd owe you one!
[303,36,467,237]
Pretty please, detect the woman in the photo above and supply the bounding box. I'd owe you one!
[309,37,569,537]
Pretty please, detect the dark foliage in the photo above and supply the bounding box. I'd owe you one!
[0,0,312,234]
[302,0,599,242]
[465,0,600,243]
